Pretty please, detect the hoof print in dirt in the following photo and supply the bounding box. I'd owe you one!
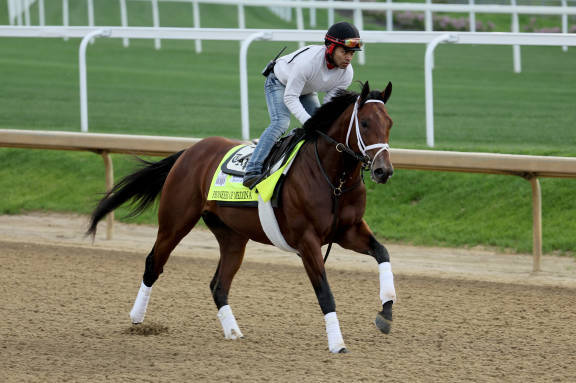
[123,323,169,336]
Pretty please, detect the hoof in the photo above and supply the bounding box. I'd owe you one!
[130,313,146,325]
[375,312,392,334]
[338,347,349,354]
[224,329,244,340]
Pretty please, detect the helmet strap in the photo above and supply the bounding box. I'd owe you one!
[325,44,336,69]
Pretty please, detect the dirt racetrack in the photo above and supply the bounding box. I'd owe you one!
[1,213,575,382]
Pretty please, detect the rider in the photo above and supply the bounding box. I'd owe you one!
[242,21,363,189]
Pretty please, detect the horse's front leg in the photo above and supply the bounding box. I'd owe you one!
[338,220,396,334]
[299,233,348,354]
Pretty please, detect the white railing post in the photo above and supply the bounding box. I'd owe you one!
[296,4,304,48]
[561,0,568,52]
[353,0,365,65]
[151,0,161,49]
[24,0,31,26]
[193,1,202,53]
[469,0,476,32]
[7,0,13,26]
[387,0,393,31]
[240,32,271,141]
[88,0,95,45]
[15,0,22,26]
[425,33,458,148]
[119,0,129,47]
[62,0,69,41]
[327,1,334,26]
[87,0,94,27]
[425,0,433,32]
[238,4,246,49]
[238,4,245,29]
[79,29,111,133]
[286,2,292,22]
[309,0,316,27]
[511,0,521,73]
[38,0,45,27]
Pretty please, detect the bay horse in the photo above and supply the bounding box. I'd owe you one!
[87,81,396,354]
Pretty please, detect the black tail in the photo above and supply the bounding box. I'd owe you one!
[86,150,185,237]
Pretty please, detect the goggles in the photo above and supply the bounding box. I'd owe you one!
[325,35,363,50]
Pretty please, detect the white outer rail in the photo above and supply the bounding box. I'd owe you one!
[2,27,576,144]
[11,0,573,66]
[143,0,575,64]
[4,26,576,45]
[10,0,576,25]
[2,129,575,271]
[140,0,576,15]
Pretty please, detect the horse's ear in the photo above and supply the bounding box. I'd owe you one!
[359,81,370,104]
[381,82,392,104]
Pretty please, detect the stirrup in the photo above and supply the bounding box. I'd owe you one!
[242,172,262,190]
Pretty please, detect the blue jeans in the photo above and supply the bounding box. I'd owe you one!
[245,73,320,174]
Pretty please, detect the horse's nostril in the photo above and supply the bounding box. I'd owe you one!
[374,168,384,176]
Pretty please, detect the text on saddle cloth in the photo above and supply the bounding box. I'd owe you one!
[207,141,305,205]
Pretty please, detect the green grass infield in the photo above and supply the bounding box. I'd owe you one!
[1,1,575,255]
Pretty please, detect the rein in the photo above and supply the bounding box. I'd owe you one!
[315,130,370,169]
[314,135,362,264]
[313,97,390,263]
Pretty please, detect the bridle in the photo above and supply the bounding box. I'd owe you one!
[315,96,390,182]
[313,96,390,263]
[346,97,390,175]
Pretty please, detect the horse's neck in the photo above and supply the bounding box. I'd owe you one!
[304,117,364,189]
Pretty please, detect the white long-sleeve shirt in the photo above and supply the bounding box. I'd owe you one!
[273,45,354,125]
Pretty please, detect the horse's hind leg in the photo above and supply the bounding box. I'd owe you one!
[203,211,249,340]
[130,197,203,324]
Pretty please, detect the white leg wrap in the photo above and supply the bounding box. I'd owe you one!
[130,281,152,324]
[324,312,346,353]
[379,262,397,305]
[217,305,243,340]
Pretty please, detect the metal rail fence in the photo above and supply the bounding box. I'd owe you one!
[1,26,576,147]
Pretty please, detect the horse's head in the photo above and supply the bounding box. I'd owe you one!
[303,81,394,184]
[347,81,394,184]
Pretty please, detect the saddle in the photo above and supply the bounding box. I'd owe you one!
[208,129,306,208]
[262,128,306,177]
[221,128,306,178]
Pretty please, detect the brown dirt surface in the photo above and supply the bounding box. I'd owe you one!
[1,212,575,382]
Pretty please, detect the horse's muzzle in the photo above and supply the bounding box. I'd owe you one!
[372,166,394,184]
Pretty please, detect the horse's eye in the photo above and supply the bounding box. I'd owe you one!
[361,120,368,129]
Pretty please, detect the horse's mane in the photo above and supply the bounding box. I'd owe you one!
[302,90,358,134]
[302,86,386,134]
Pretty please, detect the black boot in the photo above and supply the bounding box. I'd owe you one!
[242,171,263,190]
